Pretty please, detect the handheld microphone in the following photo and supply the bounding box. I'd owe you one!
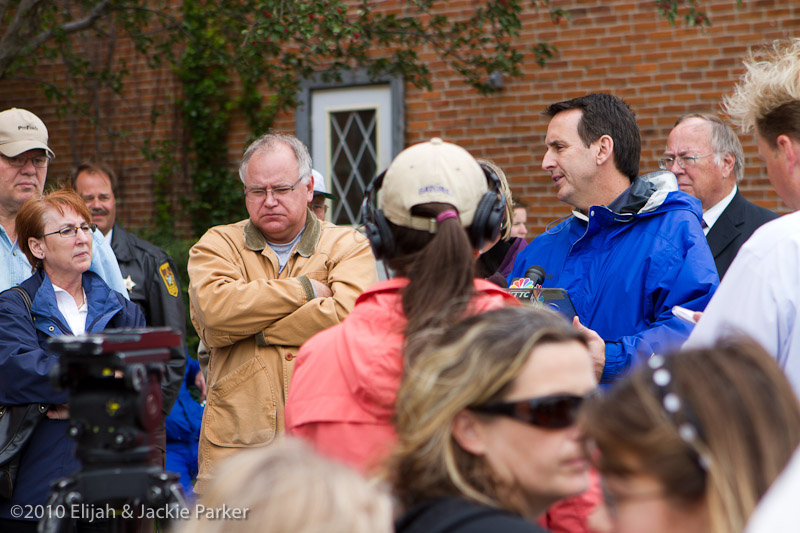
[508,265,545,303]
[524,265,545,287]
[508,265,577,319]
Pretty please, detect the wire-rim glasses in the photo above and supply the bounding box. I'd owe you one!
[657,153,714,170]
[2,154,51,168]
[244,176,304,202]
[42,222,97,238]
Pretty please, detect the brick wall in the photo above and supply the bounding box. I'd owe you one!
[1,0,798,236]
[381,0,800,233]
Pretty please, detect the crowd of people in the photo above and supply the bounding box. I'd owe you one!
[0,37,799,532]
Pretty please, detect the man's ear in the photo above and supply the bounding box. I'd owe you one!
[720,152,736,180]
[776,134,799,174]
[28,237,45,260]
[595,135,614,166]
[304,176,314,203]
[452,410,488,456]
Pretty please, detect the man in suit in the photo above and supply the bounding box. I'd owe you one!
[662,113,778,278]
[73,161,187,464]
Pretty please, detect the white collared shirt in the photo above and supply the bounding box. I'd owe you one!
[686,211,800,394]
[52,284,88,335]
[702,185,737,235]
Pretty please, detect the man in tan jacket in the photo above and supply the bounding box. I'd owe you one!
[188,133,377,494]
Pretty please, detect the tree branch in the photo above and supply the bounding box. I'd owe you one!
[27,0,114,51]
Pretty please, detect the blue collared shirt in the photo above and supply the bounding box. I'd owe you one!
[0,225,129,298]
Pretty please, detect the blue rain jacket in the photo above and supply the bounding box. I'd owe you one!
[0,269,145,519]
[510,172,719,383]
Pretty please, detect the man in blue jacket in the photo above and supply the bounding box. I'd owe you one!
[510,93,719,383]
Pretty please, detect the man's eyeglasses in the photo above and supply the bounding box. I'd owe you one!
[2,154,51,168]
[470,392,593,429]
[658,153,714,170]
[42,223,97,238]
[244,176,304,202]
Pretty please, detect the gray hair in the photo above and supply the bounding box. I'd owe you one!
[675,113,744,182]
[239,133,312,185]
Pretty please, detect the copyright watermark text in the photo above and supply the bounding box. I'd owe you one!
[10,503,249,521]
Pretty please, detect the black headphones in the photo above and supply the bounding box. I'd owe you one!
[360,164,505,261]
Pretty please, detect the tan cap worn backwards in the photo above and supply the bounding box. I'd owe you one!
[380,137,487,232]
[0,108,55,159]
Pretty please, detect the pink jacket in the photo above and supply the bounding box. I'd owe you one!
[285,277,517,472]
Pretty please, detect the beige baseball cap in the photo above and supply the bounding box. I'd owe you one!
[0,108,55,159]
[380,138,487,232]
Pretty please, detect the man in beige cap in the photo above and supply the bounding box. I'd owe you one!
[0,107,127,294]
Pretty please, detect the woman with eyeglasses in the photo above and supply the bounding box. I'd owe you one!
[389,306,596,533]
[581,337,800,533]
[0,189,144,533]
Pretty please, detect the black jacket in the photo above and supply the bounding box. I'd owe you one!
[395,497,547,533]
[706,190,779,279]
[111,223,186,413]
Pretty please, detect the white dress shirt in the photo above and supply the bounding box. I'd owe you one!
[701,185,737,235]
[685,211,800,394]
[53,283,88,335]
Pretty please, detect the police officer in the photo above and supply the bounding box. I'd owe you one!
[73,161,187,461]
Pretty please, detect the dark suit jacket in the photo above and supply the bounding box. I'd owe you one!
[706,190,779,279]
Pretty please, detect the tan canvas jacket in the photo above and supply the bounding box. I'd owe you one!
[188,210,377,492]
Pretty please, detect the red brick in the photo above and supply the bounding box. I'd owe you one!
[1,0,796,235]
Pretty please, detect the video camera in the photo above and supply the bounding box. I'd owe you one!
[40,328,185,533]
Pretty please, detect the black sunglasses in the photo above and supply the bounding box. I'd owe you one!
[470,392,593,429]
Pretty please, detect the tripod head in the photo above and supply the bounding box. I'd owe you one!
[48,328,180,467]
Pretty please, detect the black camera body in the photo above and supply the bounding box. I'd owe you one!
[48,327,178,467]
[41,328,185,533]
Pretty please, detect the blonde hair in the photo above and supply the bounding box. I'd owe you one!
[181,438,392,533]
[582,337,800,533]
[477,159,514,241]
[723,38,800,145]
[389,307,587,513]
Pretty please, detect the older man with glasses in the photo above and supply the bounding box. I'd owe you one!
[662,113,778,278]
[0,107,127,296]
[187,133,376,495]
[308,168,337,221]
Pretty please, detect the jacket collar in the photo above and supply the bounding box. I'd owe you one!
[109,223,134,261]
[27,269,124,334]
[243,208,321,257]
[571,171,686,223]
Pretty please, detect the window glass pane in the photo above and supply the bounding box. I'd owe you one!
[329,108,377,226]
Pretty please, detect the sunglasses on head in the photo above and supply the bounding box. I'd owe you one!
[470,392,593,429]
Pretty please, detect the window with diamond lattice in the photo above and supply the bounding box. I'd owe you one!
[301,77,401,229]
[329,109,377,226]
